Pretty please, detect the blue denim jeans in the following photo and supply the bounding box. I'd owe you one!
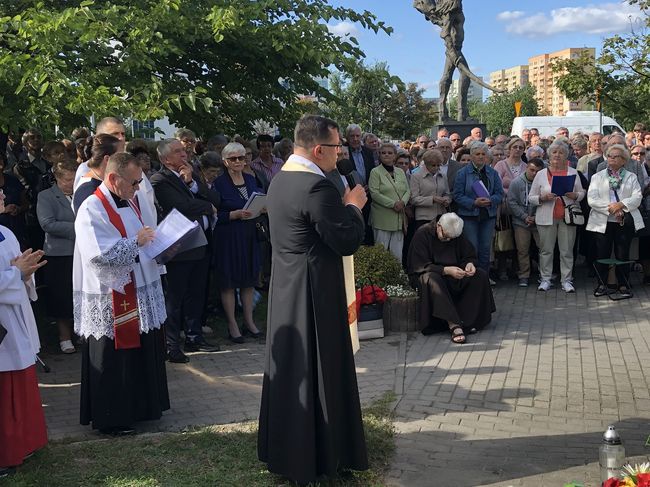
[462,217,496,273]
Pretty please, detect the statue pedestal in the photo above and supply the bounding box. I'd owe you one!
[433,121,486,141]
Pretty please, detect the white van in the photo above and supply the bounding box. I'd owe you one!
[511,111,625,137]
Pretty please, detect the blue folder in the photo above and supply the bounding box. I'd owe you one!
[550,174,576,197]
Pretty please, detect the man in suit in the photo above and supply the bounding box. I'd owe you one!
[150,139,220,363]
[345,124,375,244]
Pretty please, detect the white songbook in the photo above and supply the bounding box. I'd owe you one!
[141,208,207,264]
[242,192,267,219]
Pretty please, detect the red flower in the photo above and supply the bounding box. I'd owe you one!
[637,473,650,487]
[603,478,621,487]
[355,285,387,312]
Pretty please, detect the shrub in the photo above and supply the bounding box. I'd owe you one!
[354,245,409,288]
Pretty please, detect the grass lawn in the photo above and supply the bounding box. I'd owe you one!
[2,393,396,486]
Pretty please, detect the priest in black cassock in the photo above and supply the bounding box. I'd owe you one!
[257,115,369,484]
[407,212,495,344]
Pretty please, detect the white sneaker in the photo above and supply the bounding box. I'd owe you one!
[60,340,76,354]
[561,281,575,293]
[538,280,552,291]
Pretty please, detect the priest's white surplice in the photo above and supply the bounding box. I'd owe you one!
[0,225,40,372]
[73,183,166,340]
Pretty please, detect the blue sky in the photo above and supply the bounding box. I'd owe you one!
[327,1,644,97]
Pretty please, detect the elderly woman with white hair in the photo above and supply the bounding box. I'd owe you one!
[588,144,645,298]
[213,142,264,343]
[529,140,585,292]
[408,212,496,344]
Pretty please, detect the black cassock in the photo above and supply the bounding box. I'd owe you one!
[258,171,368,484]
[407,221,496,333]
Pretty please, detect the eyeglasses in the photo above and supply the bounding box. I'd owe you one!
[632,152,646,156]
[226,156,246,162]
[319,143,343,149]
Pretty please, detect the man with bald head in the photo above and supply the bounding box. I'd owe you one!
[470,127,483,141]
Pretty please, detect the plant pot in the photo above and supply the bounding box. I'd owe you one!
[383,296,419,332]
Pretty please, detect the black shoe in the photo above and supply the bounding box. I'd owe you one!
[184,339,220,353]
[99,426,136,436]
[228,333,245,344]
[0,467,16,478]
[644,276,650,285]
[242,327,264,339]
[167,349,189,363]
[618,287,633,298]
[594,285,610,297]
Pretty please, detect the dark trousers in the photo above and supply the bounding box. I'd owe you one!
[593,221,635,285]
[164,254,210,351]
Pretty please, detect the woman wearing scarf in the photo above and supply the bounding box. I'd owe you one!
[587,144,645,298]
[368,143,410,261]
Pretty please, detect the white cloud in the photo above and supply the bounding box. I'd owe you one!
[327,21,360,38]
[496,11,525,21]
[496,2,643,37]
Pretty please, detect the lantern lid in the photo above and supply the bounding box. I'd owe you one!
[603,425,622,445]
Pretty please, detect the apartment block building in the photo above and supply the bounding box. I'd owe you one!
[489,65,529,92]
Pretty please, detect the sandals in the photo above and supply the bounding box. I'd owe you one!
[449,325,466,344]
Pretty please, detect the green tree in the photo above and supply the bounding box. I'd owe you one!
[323,62,403,135]
[552,3,650,129]
[480,85,538,135]
[0,0,390,136]
[382,83,438,140]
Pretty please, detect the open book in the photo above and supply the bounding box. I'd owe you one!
[141,208,208,264]
[242,192,267,219]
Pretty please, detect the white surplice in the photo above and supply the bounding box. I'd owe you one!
[73,183,166,340]
[0,225,40,372]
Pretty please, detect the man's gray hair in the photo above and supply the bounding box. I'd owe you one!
[438,212,464,239]
[157,138,179,160]
[106,152,137,176]
[548,140,570,158]
[222,142,246,160]
[174,128,196,141]
[96,116,124,134]
[468,141,489,155]
[345,123,362,137]
[605,143,630,160]
[571,136,588,149]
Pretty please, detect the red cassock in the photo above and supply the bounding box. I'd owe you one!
[0,365,48,467]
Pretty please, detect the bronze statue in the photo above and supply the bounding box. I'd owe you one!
[414,0,503,122]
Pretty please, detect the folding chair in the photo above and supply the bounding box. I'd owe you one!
[593,258,634,300]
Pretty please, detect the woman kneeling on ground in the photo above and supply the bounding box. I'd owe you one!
[407,212,496,344]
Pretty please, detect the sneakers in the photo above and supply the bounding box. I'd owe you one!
[561,281,575,293]
[618,287,633,298]
[538,279,552,291]
[59,340,76,354]
[489,278,496,286]
[518,278,529,287]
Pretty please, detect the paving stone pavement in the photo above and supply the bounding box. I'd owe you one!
[36,270,650,486]
[386,271,650,487]
[37,333,402,440]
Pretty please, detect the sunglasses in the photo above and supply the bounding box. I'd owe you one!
[226,156,246,162]
[118,175,143,187]
[632,152,646,156]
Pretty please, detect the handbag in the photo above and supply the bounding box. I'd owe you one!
[494,212,515,252]
[563,197,585,226]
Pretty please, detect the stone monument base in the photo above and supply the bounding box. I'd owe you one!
[432,121,486,141]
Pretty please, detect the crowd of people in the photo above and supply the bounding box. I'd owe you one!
[2,113,650,481]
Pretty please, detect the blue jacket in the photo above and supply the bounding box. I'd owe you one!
[453,163,503,218]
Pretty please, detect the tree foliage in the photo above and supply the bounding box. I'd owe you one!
[0,0,391,136]
[552,1,650,129]
[323,63,436,139]
[477,85,538,135]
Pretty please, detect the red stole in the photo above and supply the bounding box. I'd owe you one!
[93,188,141,350]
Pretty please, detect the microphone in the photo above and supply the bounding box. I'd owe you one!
[337,158,357,190]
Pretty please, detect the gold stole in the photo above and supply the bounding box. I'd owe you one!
[281,160,360,354]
